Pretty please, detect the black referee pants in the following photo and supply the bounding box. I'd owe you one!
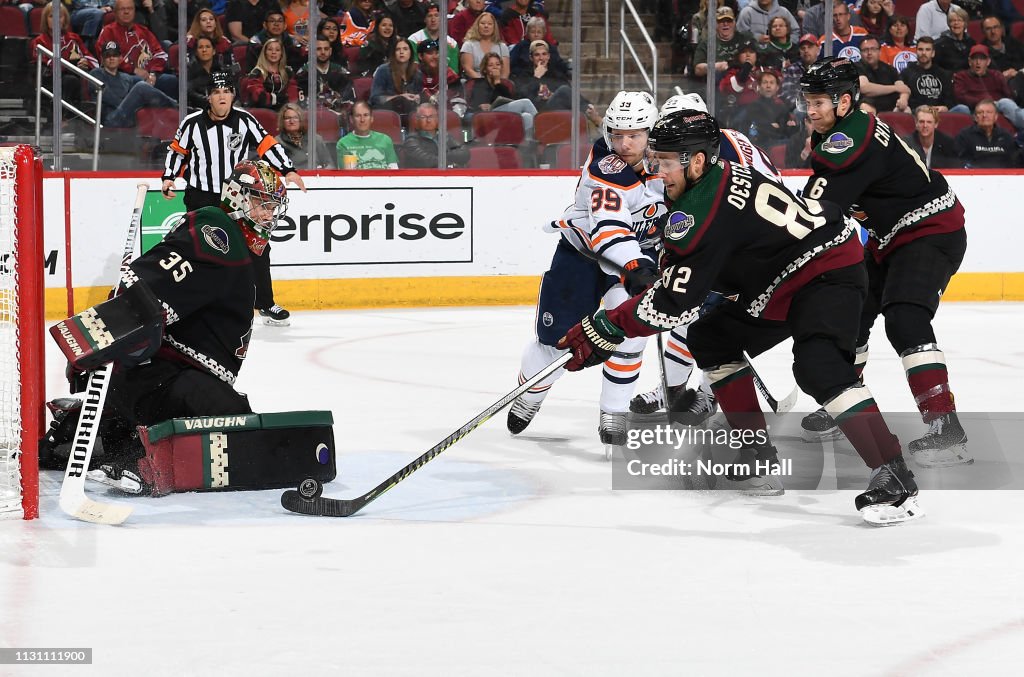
[184,188,277,310]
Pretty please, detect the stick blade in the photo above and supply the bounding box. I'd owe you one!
[280,490,362,518]
[775,387,800,414]
[59,492,133,525]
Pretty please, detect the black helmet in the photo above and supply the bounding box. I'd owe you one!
[648,110,721,168]
[799,56,860,107]
[206,71,235,96]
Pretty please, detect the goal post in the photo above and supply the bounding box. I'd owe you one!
[0,144,45,520]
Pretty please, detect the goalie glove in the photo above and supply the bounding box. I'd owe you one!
[556,310,626,371]
[622,257,659,295]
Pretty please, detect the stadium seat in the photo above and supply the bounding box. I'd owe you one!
[315,107,341,143]
[1015,21,1024,43]
[446,110,463,139]
[352,77,372,102]
[247,107,279,135]
[0,6,28,37]
[766,143,787,171]
[533,110,587,146]
[28,7,43,36]
[996,113,1017,134]
[939,112,973,138]
[135,108,180,141]
[370,108,403,143]
[967,20,983,45]
[471,111,525,145]
[233,44,249,72]
[343,45,361,72]
[555,143,590,170]
[166,43,180,73]
[878,111,916,137]
[467,145,522,169]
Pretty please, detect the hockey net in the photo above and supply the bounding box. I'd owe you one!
[0,145,44,520]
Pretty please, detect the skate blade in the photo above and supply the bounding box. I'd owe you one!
[262,317,291,327]
[717,475,785,496]
[801,427,844,443]
[603,443,621,461]
[860,496,925,526]
[909,445,974,469]
[86,469,144,495]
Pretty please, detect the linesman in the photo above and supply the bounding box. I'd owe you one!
[161,72,305,326]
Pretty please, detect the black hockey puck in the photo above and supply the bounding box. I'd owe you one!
[297,478,323,500]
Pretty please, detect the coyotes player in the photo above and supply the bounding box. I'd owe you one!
[557,111,924,525]
[798,57,970,469]
[506,91,666,449]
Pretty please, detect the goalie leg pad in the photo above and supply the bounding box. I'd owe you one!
[137,411,337,496]
[50,278,165,372]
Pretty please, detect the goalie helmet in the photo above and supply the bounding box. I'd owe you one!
[659,93,708,117]
[221,160,288,252]
[799,56,860,109]
[602,90,658,150]
[647,110,721,170]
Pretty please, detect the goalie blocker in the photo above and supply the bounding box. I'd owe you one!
[50,279,165,372]
[136,411,337,496]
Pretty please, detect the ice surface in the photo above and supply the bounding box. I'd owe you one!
[1,303,1022,676]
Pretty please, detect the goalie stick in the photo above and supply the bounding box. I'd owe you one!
[551,229,799,414]
[58,183,149,525]
[281,352,573,518]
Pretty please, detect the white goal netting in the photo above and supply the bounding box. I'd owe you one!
[0,146,24,518]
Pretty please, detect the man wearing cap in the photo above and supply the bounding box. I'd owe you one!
[781,33,821,108]
[719,39,762,120]
[858,35,911,112]
[409,3,462,73]
[953,43,1024,128]
[737,0,799,45]
[94,0,175,98]
[820,2,869,62]
[693,7,755,78]
[89,41,177,127]
[417,39,464,107]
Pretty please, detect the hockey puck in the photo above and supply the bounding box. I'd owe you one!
[297,478,323,500]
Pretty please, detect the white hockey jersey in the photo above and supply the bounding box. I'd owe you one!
[545,139,666,275]
[719,128,782,181]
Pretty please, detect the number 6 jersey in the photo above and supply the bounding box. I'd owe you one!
[606,161,865,337]
[804,109,965,261]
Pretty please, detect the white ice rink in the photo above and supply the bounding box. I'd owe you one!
[2,302,1023,676]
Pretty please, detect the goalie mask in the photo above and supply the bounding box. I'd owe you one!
[221,160,288,255]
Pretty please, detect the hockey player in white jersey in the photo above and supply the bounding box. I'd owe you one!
[629,93,783,419]
[507,91,665,448]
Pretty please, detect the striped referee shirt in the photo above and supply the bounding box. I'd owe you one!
[162,107,296,192]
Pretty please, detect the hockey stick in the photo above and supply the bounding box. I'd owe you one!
[555,232,798,414]
[58,183,149,525]
[281,352,573,517]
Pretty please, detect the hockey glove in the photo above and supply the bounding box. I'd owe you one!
[557,310,626,371]
[622,257,659,296]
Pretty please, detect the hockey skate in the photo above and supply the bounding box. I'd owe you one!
[258,304,291,326]
[629,384,683,415]
[38,398,82,470]
[668,385,718,425]
[507,397,542,435]
[716,442,785,496]
[87,460,152,496]
[856,455,924,526]
[907,413,972,468]
[800,408,844,442]
[599,410,627,460]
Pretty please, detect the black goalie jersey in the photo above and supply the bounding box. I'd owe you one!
[607,161,865,336]
[120,207,256,385]
[805,109,965,261]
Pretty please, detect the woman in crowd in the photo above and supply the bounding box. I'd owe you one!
[282,0,313,48]
[468,52,538,135]
[758,16,799,71]
[858,0,894,40]
[318,17,348,67]
[241,38,299,110]
[186,8,235,72]
[934,6,974,73]
[31,3,96,105]
[185,36,228,110]
[277,102,336,168]
[880,15,916,70]
[460,11,509,80]
[357,15,396,77]
[370,38,423,118]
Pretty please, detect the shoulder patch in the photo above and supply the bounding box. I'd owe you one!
[201,224,231,255]
[664,211,695,241]
[821,132,855,154]
[598,154,628,175]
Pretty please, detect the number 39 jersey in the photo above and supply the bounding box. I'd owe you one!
[548,138,666,273]
[805,109,965,261]
[121,206,257,385]
[606,161,865,337]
